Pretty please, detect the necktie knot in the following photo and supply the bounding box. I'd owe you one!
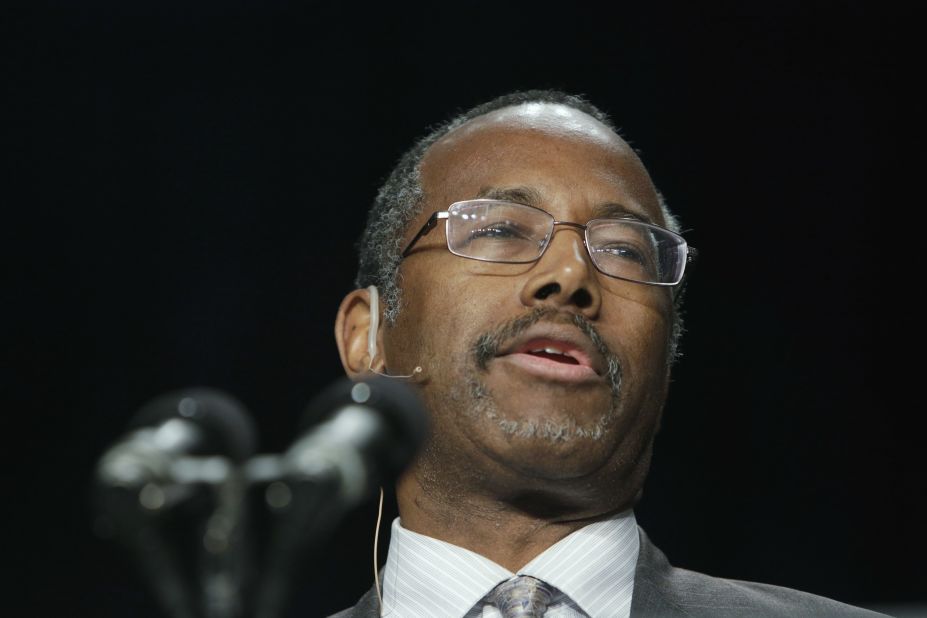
[486,575,555,618]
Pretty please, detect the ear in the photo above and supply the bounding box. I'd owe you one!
[335,288,386,378]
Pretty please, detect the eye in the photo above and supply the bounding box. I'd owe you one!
[468,221,532,242]
[594,243,646,264]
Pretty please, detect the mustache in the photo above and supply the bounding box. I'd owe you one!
[472,307,621,383]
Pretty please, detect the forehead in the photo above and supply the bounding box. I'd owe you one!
[419,103,663,224]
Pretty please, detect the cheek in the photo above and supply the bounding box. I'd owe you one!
[401,257,523,322]
[386,262,484,365]
[600,289,673,376]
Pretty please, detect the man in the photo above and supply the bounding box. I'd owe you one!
[331,91,881,617]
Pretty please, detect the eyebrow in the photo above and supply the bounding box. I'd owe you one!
[475,185,654,224]
[475,186,543,206]
[591,202,653,224]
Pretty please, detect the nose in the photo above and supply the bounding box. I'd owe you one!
[519,226,601,318]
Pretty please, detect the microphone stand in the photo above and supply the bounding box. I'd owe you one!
[134,526,200,618]
[243,454,356,618]
[101,485,200,618]
[166,456,253,618]
[198,465,249,618]
[98,455,255,618]
[256,474,345,618]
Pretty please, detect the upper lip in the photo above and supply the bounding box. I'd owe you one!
[494,322,608,376]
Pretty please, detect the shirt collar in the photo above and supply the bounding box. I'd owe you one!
[382,510,639,618]
[382,517,511,617]
[519,510,639,618]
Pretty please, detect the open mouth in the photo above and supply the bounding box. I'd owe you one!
[495,336,601,383]
[523,346,581,365]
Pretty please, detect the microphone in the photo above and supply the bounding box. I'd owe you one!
[370,364,425,381]
[94,389,257,618]
[97,388,256,496]
[253,376,428,618]
[280,375,427,510]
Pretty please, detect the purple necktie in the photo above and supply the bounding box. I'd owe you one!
[486,575,555,618]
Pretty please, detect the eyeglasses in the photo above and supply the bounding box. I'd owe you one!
[401,199,695,286]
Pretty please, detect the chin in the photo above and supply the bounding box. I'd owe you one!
[486,410,611,443]
[480,419,619,481]
[480,377,618,434]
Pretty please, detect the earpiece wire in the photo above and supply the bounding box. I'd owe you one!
[374,486,385,615]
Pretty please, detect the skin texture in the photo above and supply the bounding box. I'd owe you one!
[335,103,674,572]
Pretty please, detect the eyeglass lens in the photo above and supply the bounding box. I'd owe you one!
[446,200,687,285]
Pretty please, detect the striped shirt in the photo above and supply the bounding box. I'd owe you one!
[381,510,639,618]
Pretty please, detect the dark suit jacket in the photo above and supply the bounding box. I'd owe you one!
[329,528,886,617]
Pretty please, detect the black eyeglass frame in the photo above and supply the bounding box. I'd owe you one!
[400,199,698,287]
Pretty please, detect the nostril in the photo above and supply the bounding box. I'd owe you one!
[571,288,593,308]
[535,283,560,300]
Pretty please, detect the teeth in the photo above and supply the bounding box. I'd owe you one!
[531,347,566,355]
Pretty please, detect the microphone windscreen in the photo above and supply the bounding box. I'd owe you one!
[300,376,428,478]
[129,388,257,463]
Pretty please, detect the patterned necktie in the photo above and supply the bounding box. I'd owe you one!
[486,575,555,618]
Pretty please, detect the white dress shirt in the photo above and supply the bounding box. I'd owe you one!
[381,510,639,618]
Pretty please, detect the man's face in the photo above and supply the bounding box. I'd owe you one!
[384,104,673,507]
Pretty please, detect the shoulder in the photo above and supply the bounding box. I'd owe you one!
[326,584,379,618]
[633,528,887,618]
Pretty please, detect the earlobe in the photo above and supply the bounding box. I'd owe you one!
[334,288,386,378]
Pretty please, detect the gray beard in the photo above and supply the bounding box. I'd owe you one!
[453,307,623,443]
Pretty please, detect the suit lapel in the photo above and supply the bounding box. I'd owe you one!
[353,584,380,617]
[328,583,379,618]
[630,527,692,617]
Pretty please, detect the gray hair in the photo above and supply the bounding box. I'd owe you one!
[354,90,687,363]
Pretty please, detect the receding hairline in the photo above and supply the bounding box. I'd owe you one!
[426,101,637,159]
[416,102,663,226]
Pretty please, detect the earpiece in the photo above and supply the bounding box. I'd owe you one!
[366,285,424,381]
[367,285,380,367]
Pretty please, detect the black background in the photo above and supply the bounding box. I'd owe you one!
[5,2,922,616]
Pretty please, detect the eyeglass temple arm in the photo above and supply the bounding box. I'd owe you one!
[687,246,699,262]
[401,211,449,257]
[672,245,698,299]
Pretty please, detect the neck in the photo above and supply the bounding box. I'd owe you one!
[395,469,628,572]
